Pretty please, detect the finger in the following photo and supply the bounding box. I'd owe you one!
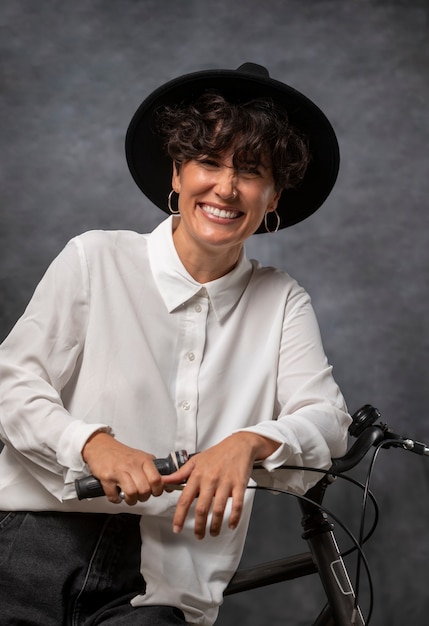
[119,476,154,506]
[208,482,245,536]
[100,479,126,504]
[112,491,127,505]
[172,480,202,536]
[208,488,230,537]
[140,460,165,498]
[112,477,140,506]
[190,478,221,539]
[227,487,245,531]
[192,492,214,540]
[116,461,165,505]
[107,488,125,505]
[164,484,185,493]
[163,461,194,485]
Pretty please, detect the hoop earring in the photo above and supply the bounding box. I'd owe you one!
[264,210,280,234]
[168,190,180,214]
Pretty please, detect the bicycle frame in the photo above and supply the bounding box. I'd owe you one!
[224,409,429,624]
[224,476,365,626]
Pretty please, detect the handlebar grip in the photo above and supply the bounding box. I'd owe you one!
[75,475,106,500]
[75,450,190,500]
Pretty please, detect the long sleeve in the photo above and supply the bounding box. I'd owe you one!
[235,269,350,494]
[0,237,110,500]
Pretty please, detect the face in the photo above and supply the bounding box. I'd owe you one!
[171,152,281,258]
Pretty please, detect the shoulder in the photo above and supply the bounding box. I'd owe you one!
[65,230,149,262]
[247,260,313,323]
[50,231,150,284]
[249,260,308,299]
[71,229,147,249]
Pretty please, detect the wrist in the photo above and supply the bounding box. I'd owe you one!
[230,431,281,461]
[81,429,114,463]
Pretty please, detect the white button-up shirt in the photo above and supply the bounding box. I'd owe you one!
[0,216,350,624]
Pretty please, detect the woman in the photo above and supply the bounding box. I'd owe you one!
[0,63,350,625]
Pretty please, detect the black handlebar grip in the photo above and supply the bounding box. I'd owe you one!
[75,450,190,500]
[75,474,106,500]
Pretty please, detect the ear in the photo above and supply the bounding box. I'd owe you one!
[171,161,181,193]
[266,189,282,213]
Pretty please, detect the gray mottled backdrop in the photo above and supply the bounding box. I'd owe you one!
[1,1,429,624]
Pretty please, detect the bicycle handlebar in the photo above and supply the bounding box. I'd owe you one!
[74,405,429,500]
[331,404,429,474]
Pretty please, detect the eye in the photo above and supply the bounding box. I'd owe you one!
[238,165,261,178]
[197,158,220,169]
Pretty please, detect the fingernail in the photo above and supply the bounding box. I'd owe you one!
[173,525,181,534]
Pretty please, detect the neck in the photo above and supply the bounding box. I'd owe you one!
[172,219,242,283]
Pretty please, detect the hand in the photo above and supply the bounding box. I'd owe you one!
[81,432,164,505]
[162,432,280,539]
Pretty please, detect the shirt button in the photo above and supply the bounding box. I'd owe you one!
[188,352,195,362]
[194,304,202,313]
[182,401,191,411]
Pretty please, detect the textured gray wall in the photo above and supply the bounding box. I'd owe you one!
[1,1,429,624]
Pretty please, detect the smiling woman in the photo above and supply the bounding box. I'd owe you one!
[0,62,349,626]
[170,152,281,282]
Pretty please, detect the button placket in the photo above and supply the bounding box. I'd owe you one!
[174,294,208,451]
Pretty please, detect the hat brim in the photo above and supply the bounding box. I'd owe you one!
[125,65,340,233]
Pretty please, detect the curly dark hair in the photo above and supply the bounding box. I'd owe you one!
[156,92,311,192]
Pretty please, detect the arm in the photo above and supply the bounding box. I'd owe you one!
[0,238,109,499]
[240,292,350,493]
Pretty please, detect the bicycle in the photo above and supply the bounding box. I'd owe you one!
[75,405,429,625]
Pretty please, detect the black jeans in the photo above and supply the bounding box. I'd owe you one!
[0,511,187,625]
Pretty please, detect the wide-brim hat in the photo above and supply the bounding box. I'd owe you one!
[125,62,340,233]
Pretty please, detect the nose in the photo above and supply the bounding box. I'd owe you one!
[214,167,238,201]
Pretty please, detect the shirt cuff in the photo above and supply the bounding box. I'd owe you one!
[232,423,302,471]
[57,421,114,472]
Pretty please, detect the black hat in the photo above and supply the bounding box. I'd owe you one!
[125,63,340,232]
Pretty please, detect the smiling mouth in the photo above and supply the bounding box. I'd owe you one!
[200,204,243,220]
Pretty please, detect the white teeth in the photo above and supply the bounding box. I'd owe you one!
[201,204,240,219]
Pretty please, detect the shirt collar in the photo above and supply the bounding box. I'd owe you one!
[148,216,253,321]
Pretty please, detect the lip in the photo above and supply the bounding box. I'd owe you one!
[199,203,244,222]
